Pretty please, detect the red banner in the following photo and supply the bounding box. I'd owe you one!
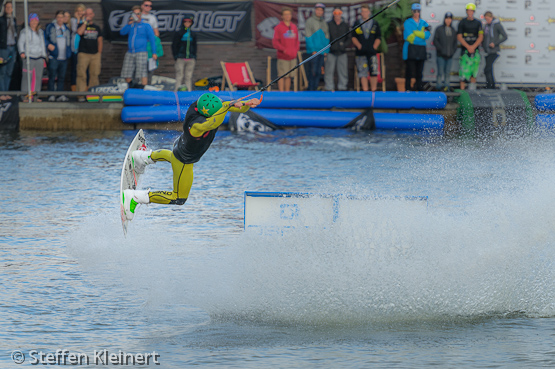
[254,0,378,50]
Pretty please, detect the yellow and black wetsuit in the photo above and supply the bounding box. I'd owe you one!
[148,100,250,205]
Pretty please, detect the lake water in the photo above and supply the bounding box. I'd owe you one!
[2,128,555,368]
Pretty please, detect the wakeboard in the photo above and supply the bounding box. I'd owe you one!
[120,129,147,235]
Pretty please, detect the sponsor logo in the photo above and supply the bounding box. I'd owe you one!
[499,17,516,22]
[108,10,246,33]
[0,101,11,121]
[525,55,532,64]
[501,72,515,78]
[525,27,532,37]
[524,73,539,78]
[507,55,517,59]
[548,45,555,51]
[548,18,555,24]
[500,45,516,49]
[525,0,532,9]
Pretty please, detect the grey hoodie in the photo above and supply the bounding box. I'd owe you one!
[482,18,507,55]
[18,27,47,59]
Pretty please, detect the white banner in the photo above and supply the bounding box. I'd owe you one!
[421,0,555,85]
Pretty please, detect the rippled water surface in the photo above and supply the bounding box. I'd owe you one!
[2,128,555,368]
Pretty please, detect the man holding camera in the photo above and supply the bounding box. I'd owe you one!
[120,6,157,87]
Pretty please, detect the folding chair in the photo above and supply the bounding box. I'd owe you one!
[354,53,386,92]
[297,52,308,91]
[220,61,259,91]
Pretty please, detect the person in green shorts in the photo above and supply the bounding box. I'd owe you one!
[122,93,261,220]
[457,3,483,90]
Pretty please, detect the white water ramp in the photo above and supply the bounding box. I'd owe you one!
[244,191,428,234]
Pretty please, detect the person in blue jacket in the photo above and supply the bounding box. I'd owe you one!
[403,3,430,91]
[45,11,72,101]
[120,5,157,86]
[304,3,329,91]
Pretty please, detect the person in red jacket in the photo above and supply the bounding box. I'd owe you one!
[272,7,299,91]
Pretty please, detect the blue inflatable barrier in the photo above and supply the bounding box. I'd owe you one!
[121,105,443,131]
[535,94,555,111]
[536,114,555,129]
[123,89,447,110]
[254,109,444,130]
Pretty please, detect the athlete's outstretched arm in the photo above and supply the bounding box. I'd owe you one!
[190,99,260,137]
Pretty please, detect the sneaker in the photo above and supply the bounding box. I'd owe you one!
[56,95,69,102]
[131,149,154,174]
[48,95,56,102]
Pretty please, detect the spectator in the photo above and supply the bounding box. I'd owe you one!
[271,7,299,92]
[120,6,157,87]
[304,3,329,91]
[45,10,72,102]
[433,12,457,92]
[352,4,381,92]
[141,0,160,84]
[457,3,483,90]
[18,13,47,102]
[482,11,507,89]
[63,11,71,28]
[325,7,349,91]
[70,4,86,92]
[0,1,17,91]
[172,16,197,92]
[76,7,102,101]
[403,3,430,91]
[140,0,159,37]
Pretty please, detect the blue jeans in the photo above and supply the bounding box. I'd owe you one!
[436,56,453,90]
[307,53,325,91]
[0,45,16,91]
[47,58,68,92]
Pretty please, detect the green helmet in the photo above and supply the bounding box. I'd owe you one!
[197,93,222,117]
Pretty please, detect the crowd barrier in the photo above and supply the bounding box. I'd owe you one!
[122,89,448,110]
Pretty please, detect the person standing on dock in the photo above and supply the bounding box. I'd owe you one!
[324,7,350,92]
[304,3,329,91]
[272,7,299,92]
[45,11,72,102]
[18,13,47,102]
[457,3,483,90]
[402,3,430,92]
[120,6,157,87]
[140,0,160,84]
[352,4,381,92]
[172,16,197,92]
[482,11,507,90]
[0,1,18,92]
[433,12,458,92]
[76,8,102,101]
